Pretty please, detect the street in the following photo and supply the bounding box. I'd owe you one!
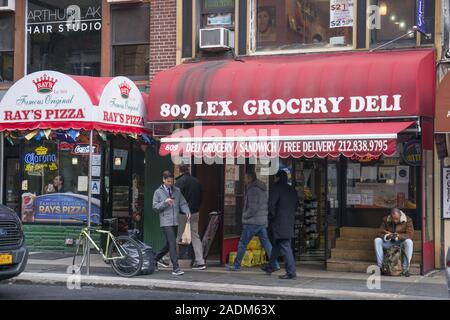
[0,282,266,300]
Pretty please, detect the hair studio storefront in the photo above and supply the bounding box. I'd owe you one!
[0,70,150,250]
[149,49,436,274]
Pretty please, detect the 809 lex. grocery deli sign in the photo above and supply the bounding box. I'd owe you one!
[157,95,403,121]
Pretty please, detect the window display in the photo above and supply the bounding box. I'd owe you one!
[20,131,102,224]
[254,0,353,52]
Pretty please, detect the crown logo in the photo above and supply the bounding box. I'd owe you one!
[35,146,48,156]
[33,74,57,93]
[119,81,131,99]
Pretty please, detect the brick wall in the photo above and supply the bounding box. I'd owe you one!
[149,0,177,83]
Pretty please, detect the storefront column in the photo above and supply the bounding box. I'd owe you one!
[0,132,4,204]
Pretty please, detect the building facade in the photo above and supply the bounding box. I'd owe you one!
[146,0,446,274]
[0,0,178,251]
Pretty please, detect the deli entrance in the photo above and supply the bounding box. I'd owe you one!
[280,158,328,263]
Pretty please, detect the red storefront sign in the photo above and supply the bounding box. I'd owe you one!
[160,122,414,158]
[148,50,435,123]
[0,71,149,134]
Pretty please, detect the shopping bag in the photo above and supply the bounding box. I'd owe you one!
[180,221,192,245]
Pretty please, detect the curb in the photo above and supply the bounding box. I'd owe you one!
[10,272,446,300]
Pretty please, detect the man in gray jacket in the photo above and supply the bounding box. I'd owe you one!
[153,170,191,276]
[226,171,276,271]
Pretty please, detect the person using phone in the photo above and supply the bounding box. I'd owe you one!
[374,208,414,277]
[153,170,191,276]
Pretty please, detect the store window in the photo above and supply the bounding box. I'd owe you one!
[111,4,150,77]
[369,0,417,46]
[345,136,420,227]
[26,0,101,75]
[0,13,14,82]
[20,131,103,224]
[201,0,235,28]
[252,0,354,52]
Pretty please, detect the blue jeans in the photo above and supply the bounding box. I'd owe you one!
[269,239,296,276]
[374,237,413,270]
[234,224,278,268]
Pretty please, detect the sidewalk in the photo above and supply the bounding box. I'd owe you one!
[11,252,450,300]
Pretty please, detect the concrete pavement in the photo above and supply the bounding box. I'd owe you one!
[8,252,449,300]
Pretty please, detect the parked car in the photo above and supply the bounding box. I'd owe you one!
[0,205,28,281]
[447,247,450,296]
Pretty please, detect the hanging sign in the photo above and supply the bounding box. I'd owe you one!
[402,140,422,166]
[416,0,427,35]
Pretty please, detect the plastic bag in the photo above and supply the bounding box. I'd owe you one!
[128,229,156,275]
[180,221,192,245]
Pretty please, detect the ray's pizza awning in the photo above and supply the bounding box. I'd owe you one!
[160,121,415,159]
[0,70,148,134]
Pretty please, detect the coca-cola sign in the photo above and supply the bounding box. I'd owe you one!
[71,144,99,155]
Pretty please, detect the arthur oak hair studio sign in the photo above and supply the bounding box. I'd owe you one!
[27,1,101,34]
[159,94,403,121]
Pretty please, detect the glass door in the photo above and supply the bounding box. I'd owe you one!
[290,158,327,263]
[5,158,20,212]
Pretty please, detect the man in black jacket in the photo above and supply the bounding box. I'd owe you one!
[175,164,206,270]
[263,170,298,279]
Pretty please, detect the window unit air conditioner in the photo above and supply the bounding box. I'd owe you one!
[199,27,234,51]
[0,0,15,11]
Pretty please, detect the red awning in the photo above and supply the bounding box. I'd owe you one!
[159,121,415,158]
[148,50,435,123]
[0,71,149,134]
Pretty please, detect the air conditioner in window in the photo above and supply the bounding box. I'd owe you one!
[0,0,15,11]
[199,27,234,51]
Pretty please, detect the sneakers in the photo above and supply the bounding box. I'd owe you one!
[279,273,296,280]
[261,265,281,275]
[157,259,170,268]
[172,269,185,276]
[225,264,241,271]
[191,263,207,270]
[402,270,411,277]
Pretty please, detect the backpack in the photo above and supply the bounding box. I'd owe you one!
[381,245,403,276]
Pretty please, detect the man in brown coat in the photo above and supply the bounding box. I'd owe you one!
[374,208,414,277]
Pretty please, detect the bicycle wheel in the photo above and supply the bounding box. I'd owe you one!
[108,236,143,277]
[72,235,87,274]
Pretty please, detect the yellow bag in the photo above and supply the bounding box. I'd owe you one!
[241,250,254,267]
[252,250,262,265]
[247,237,261,250]
[228,252,237,265]
[261,249,267,263]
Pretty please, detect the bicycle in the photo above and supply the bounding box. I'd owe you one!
[72,218,144,277]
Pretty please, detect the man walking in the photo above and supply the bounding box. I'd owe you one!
[175,164,206,270]
[153,170,191,276]
[263,170,298,279]
[226,171,276,271]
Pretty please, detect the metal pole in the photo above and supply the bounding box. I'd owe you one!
[0,132,4,204]
[86,130,94,275]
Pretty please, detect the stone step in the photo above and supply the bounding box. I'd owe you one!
[340,227,421,240]
[335,238,422,251]
[331,248,422,263]
[326,258,421,275]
